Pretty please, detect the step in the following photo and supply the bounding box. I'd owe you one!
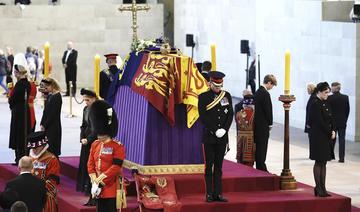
[179,183,351,212]
[60,157,280,198]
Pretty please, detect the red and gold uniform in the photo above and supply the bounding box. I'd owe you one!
[32,150,60,212]
[87,139,125,209]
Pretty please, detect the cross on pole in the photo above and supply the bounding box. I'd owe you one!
[118,0,150,45]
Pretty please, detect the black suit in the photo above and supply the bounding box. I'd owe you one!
[328,92,350,161]
[5,173,46,212]
[62,49,78,95]
[198,89,233,196]
[253,86,272,171]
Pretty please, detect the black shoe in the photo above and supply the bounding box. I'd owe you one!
[338,160,344,163]
[314,187,328,197]
[83,198,96,206]
[213,194,228,202]
[205,194,214,203]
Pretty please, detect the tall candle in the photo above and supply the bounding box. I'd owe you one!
[94,54,100,97]
[44,42,50,78]
[211,44,216,71]
[285,50,290,95]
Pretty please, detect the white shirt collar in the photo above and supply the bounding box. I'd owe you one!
[20,171,31,175]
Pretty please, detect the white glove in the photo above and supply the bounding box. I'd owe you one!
[91,183,101,198]
[215,128,226,138]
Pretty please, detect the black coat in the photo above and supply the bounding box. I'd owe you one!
[198,90,233,144]
[305,93,317,133]
[253,86,272,143]
[8,78,31,150]
[76,106,97,194]
[5,173,46,212]
[328,92,350,129]
[309,98,335,161]
[62,49,78,81]
[40,92,62,156]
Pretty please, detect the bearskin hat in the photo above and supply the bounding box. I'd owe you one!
[89,100,118,137]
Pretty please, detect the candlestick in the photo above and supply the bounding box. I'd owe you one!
[94,54,100,97]
[211,44,216,71]
[44,42,50,78]
[285,50,290,95]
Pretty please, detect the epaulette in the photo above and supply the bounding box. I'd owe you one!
[113,139,124,146]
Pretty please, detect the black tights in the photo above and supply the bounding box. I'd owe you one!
[313,161,328,195]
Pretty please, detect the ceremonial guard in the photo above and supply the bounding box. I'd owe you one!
[8,53,31,165]
[28,131,60,212]
[198,71,233,203]
[87,100,126,212]
[99,53,121,101]
[76,88,98,206]
[235,89,255,166]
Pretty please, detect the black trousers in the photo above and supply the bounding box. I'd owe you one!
[96,198,116,212]
[255,130,269,172]
[335,128,346,161]
[65,68,77,95]
[203,142,226,196]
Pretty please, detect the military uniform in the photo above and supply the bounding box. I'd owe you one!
[28,131,60,212]
[100,53,121,101]
[198,71,233,202]
[87,100,126,212]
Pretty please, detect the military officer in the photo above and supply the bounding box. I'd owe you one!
[99,53,121,101]
[87,100,126,212]
[198,71,233,203]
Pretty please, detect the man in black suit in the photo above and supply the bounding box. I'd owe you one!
[62,41,78,96]
[198,71,233,203]
[328,82,350,163]
[253,74,277,172]
[5,156,46,212]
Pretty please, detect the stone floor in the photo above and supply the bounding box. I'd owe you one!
[0,91,359,207]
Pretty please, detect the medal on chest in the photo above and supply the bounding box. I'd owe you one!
[101,147,113,155]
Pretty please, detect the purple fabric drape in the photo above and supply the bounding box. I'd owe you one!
[113,86,204,165]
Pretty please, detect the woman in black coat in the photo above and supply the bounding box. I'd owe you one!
[8,64,31,165]
[309,82,335,197]
[40,77,62,157]
[76,89,98,206]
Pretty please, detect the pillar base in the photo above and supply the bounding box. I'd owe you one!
[280,169,297,190]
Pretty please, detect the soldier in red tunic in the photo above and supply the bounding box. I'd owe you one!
[87,100,126,212]
[28,131,60,212]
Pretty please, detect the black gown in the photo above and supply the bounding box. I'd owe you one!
[76,106,97,195]
[8,78,31,163]
[40,92,62,157]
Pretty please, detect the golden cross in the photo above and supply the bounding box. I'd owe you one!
[118,0,150,45]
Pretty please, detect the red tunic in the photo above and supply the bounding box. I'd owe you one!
[87,139,125,198]
[28,82,37,130]
[32,151,60,212]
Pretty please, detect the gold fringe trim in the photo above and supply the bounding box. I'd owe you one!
[123,160,204,175]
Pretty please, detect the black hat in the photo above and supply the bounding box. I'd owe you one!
[80,88,97,98]
[316,82,330,92]
[89,100,118,137]
[104,53,118,63]
[208,71,225,86]
[27,131,48,149]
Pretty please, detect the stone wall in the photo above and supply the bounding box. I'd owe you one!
[175,0,358,141]
[0,2,163,88]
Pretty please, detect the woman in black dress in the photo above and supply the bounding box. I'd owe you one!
[309,82,335,197]
[76,88,98,206]
[40,77,62,157]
